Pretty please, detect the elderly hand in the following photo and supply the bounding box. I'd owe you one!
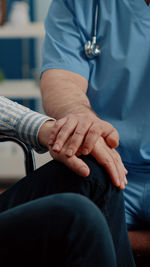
[48,112,119,157]
[49,136,127,190]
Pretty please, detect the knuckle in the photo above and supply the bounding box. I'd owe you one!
[106,121,113,129]
[74,130,85,137]
[112,150,120,161]
[88,127,98,136]
[101,120,110,127]
[112,127,119,139]
[49,129,57,138]
[103,121,115,134]
[103,158,113,167]
[67,114,78,123]
[94,121,105,132]
[68,116,77,125]
[114,156,120,164]
[112,151,124,168]
[54,120,62,129]
[115,152,121,161]
[57,132,65,142]
[66,113,73,119]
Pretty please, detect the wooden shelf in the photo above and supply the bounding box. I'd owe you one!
[0,79,41,98]
[0,22,45,39]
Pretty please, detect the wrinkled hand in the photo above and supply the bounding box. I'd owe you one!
[49,136,127,190]
[91,137,128,189]
[48,113,120,157]
[49,138,90,178]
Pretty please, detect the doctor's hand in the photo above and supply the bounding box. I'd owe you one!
[49,136,128,190]
[48,112,120,157]
[91,137,128,190]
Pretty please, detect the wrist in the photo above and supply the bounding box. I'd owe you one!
[38,120,55,148]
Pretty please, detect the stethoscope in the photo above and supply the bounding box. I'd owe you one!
[85,0,101,59]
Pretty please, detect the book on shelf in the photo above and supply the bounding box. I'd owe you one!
[0,0,7,26]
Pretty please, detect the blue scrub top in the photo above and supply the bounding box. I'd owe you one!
[41,0,150,170]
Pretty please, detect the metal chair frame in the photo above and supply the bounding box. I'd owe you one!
[0,134,36,176]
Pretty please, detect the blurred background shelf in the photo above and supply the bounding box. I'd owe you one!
[0,22,45,39]
[0,0,52,182]
[0,79,41,98]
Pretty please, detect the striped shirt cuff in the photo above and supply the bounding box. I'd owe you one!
[16,111,55,153]
[0,96,55,153]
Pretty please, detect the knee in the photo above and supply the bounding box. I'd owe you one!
[82,155,124,204]
[81,155,111,189]
[50,193,106,225]
[49,193,92,215]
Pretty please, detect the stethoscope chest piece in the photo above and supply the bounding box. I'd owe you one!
[85,37,101,60]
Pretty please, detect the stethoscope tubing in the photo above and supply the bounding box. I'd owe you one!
[84,0,101,59]
[92,0,99,38]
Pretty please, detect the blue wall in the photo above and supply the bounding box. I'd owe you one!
[0,0,35,79]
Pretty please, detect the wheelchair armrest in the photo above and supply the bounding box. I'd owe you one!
[0,134,36,176]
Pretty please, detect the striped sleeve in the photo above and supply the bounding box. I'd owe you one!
[0,96,55,153]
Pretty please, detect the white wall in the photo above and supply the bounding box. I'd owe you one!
[35,0,52,21]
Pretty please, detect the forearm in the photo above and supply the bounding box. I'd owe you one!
[0,96,54,152]
[40,69,91,119]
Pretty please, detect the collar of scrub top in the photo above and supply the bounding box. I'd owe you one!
[84,0,101,60]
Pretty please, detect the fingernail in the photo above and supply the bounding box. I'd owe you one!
[124,168,128,174]
[82,148,89,155]
[66,149,73,157]
[116,180,120,187]
[117,179,120,185]
[80,167,89,177]
[52,144,60,152]
[121,182,125,189]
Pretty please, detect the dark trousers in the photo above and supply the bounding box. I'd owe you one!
[0,155,135,267]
